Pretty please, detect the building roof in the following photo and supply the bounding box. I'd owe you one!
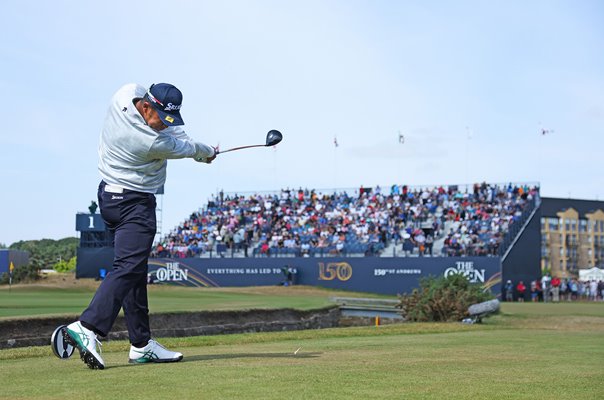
[541,197,604,219]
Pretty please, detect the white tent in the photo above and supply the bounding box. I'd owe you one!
[579,267,604,281]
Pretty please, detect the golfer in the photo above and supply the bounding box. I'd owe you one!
[66,83,216,369]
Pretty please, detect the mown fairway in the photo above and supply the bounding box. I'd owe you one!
[1,281,603,399]
[0,277,378,319]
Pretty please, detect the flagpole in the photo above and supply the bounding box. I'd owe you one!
[465,127,472,187]
[538,122,553,190]
[8,262,14,294]
[333,136,338,189]
[397,131,404,181]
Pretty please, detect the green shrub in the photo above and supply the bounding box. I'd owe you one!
[397,274,494,322]
[0,264,41,284]
[54,256,77,273]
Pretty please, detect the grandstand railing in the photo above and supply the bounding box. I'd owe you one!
[499,193,541,259]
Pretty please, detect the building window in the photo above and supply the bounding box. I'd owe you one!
[549,218,559,231]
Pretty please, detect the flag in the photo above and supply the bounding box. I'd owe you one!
[334,136,339,147]
[539,121,554,135]
[9,262,14,291]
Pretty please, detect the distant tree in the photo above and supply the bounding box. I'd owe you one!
[1,239,79,284]
[9,238,78,270]
[0,243,6,249]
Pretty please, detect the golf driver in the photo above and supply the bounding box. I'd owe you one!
[217,130,283,155]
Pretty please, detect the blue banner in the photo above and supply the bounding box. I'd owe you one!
[147,257,501,296]
[76,248,501,295]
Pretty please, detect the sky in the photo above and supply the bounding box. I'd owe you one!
[1,0,603,246]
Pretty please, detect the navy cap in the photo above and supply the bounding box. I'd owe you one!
[144,83,184,126]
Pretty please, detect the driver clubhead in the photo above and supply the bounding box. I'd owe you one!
[266,130,283,147]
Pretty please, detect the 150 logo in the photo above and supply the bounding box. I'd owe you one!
[318,262,353,281]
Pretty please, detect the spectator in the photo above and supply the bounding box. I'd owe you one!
[425,234,434,256]
[551,276,561,302]
[415,231,426,256]
[504,280,514,302]
[560,279,569,302]
[530,280,540,302]
[589,280,598,302]
[516,281,526,302]
[541,274,551,302]
[570,279,579,301]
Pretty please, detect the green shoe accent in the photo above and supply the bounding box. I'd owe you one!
[67,326,89,350]
[130,357,152,364]
[130,349,160,363]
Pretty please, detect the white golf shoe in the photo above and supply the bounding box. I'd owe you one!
[65,321,105,370]
[128,339,183,364]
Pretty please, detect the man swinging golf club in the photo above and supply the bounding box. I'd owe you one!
[65,83,216,369]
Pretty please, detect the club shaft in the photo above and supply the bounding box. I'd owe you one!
[217,144,266,154]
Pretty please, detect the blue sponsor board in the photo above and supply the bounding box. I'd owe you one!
[0,250,29,274]
[147,257,501,296]
[76,248,501,295]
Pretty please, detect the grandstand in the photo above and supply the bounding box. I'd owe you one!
[153,182,539,260]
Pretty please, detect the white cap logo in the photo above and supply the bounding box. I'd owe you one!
[164,103,181,111]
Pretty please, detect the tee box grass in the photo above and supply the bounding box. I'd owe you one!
[1,279,603,399]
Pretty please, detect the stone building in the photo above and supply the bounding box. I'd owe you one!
[541,198,604,278]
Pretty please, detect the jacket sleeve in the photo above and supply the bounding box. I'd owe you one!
[148,128,215,160]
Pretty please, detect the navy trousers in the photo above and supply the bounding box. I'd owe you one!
[79,181,156,344]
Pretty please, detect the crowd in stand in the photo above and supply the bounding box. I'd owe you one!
[152,182,538,259]
[504,276,604,302]
[440,182,538,256]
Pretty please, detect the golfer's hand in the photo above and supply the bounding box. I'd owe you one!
[195,146,218,164]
